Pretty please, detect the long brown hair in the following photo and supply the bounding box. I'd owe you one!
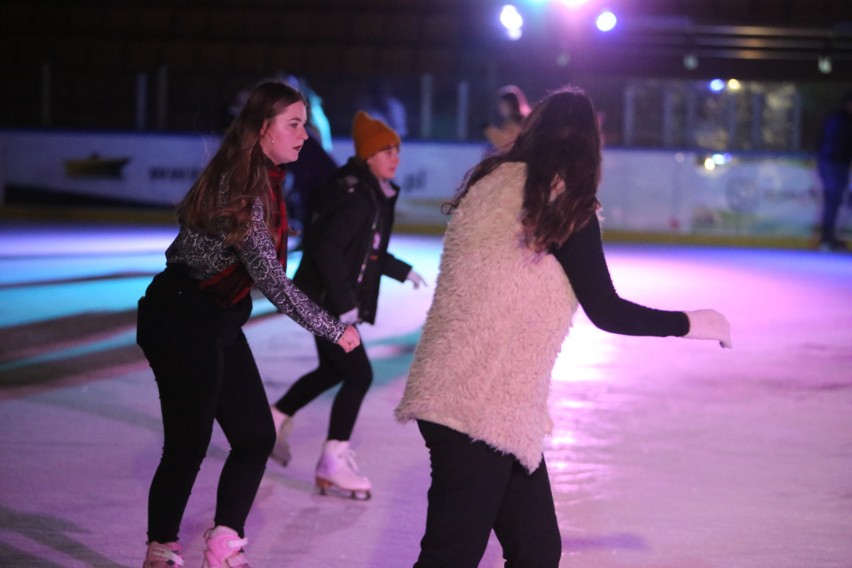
[447,86,602,253]
[177,81,305,248]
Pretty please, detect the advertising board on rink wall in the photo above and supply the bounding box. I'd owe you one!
[0,130,827,239]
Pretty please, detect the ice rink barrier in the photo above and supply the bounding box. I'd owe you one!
[0,130,833,240]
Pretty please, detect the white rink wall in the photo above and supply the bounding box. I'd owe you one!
[0,130,833,238]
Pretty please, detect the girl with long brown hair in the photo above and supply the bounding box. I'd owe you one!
[137,81,360,568]
[396,86,731,567]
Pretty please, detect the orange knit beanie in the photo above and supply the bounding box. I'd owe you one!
[352,110,401,160]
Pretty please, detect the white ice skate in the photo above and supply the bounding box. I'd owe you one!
[315,439,372,500]
[269,407,293,467]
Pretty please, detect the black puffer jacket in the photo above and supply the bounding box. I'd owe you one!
[294,158,411,324]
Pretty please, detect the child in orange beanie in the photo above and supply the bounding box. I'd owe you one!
[268,110,426,499]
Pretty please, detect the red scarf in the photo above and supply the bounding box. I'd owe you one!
[199,167,289,306]
[268,165,289,268]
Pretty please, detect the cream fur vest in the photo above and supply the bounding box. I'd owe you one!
[395,162,578,473]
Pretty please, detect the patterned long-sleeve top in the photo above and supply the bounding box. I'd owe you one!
[166,196,347,343]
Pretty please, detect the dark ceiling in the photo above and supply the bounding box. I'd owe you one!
[452,0,852,80]
[4,1,852,80]
[2,1,851,132]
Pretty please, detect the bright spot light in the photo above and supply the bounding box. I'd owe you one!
[596,10,617,32]
[704,157,716,171]
[712,153,728,164]
[818,55,832,74]
[727,78,742,90]
[709,79,725,92]
[500,5,523,31]
[500,5,523,40]
[560,0,589,7]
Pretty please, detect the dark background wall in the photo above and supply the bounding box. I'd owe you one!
[2,0,851,148]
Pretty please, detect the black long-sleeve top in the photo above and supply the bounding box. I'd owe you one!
[553,214,690,337]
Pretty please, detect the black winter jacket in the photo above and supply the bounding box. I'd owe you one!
[293,158,412,324]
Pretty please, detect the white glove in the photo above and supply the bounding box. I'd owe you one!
[685,309,732,349]
[339,307,359,325]
[406,269,428,289]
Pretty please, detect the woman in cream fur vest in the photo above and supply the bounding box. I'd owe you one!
[395,86,732,567]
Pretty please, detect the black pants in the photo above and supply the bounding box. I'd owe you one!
[137,268,275,543]
[818,160,850,243]
[273,333,372,441]
[415,420,562,568]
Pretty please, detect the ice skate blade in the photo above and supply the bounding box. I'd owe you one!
[315,477,372,501]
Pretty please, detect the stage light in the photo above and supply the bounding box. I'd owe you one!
[727,79,742,91]
[595,10,617,32]
[500,4,524,40]
[709,79,725,92]
[683,53,699,71]
[559,0,589,8]
[818,55,832,74]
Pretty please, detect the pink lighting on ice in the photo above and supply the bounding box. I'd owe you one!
[2,224,851,566]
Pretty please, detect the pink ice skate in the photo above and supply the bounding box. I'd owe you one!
[143,541,184,567]
[201,526,250,567]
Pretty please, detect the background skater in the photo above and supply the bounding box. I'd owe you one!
[269,111,426,499]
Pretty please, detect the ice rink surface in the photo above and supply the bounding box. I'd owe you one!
[1,219,851,567]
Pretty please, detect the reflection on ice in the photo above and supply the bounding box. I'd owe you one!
[552,399,596,410]
[549,432,578,447]
[551,320,619,383]
[3,227,852,567]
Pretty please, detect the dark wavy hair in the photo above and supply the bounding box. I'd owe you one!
[177,81,305,248]
[446,86,602,253]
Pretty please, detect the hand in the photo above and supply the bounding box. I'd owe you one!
[406,269,428,289]
[337,325,361,353]
[685,309,732,348]
[339,307,359,325]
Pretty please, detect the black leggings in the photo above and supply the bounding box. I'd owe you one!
[137,268,275,543]
[415,420,562,568]
[273,333,372,441]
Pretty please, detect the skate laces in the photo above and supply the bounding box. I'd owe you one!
[339,447,362,474]
[225,535,248,551]
[203,527,249,567]
[146,542,184,566]
[222,551,249,567]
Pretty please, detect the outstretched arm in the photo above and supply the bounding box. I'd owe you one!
[554,215,731,347]
[239,200,347,343]
[553,215,689,337]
